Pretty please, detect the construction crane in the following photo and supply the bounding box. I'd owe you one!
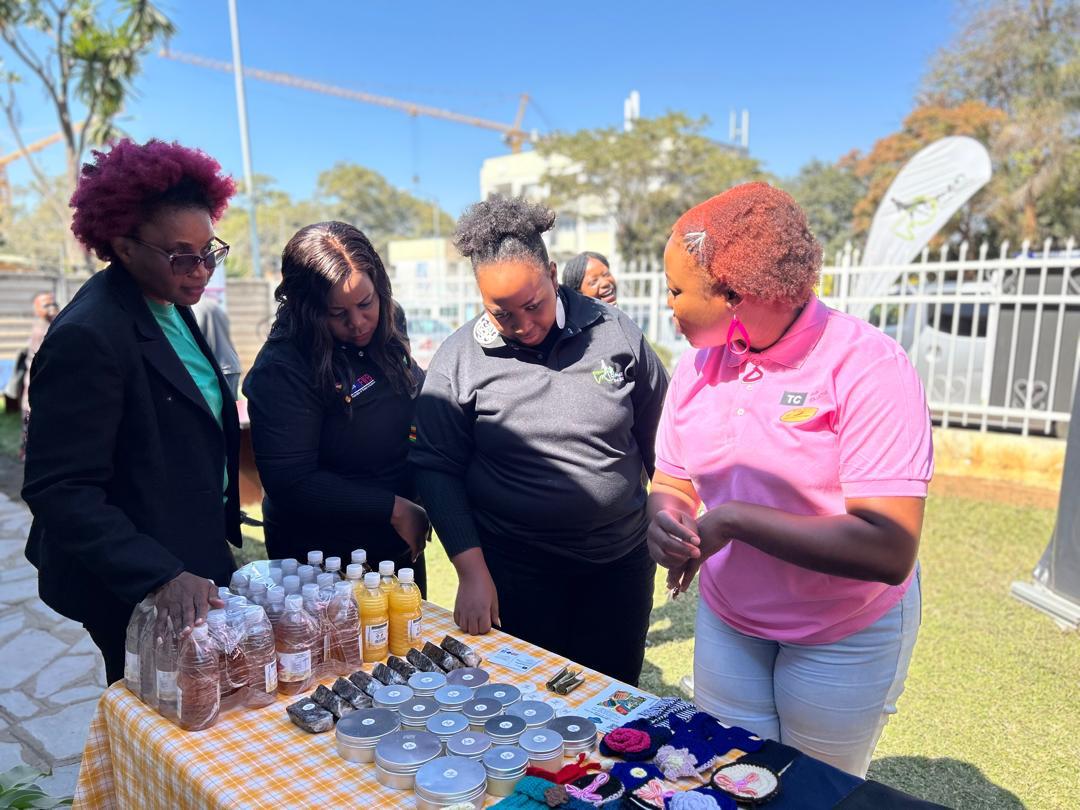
[0,130,68,210]
[160,49,533,154]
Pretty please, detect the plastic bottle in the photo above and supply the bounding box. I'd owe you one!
[324,556,343,580]
[155,617,179,721]
[302,583,329,677]
[307,550,324,570]
[281,558,299,577]
[351,548,371,574]
[359,571,389,662]
[176,624,220,731]
[317,572,336,599]
[269,569,284,588]
[229,571,249,597]
[217,586,232,602]
[124,597,155,700]
[378,560,398,594]
[265,586,286,628]
[276,594,318,695]
[298,564,317,586]
[346,563,365,604]
[207,610,245,711]
[283,574,301,596]
[248,580,268,607]
[242,606,278,708]
[326,580,363,674]
[388,567,424,656]
[136,604,159,708]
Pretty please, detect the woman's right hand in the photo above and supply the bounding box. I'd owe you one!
[153,571,223,640]
[391,496,430,561]
[450,548,501,635]
[647,508,701,569]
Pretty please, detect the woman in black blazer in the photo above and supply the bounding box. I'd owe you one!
[243,222,430,590]
[22,139,241,683]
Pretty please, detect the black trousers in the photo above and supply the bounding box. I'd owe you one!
[83,595,135,685]
[482,540,655,686]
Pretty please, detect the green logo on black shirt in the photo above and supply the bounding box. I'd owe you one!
[592,359,625,386]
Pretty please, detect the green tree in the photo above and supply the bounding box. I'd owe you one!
[922,0,1080,241]
[316,162,454,260]
[538,113,765,272]
[0,0,173,268]
[783,153,866,261]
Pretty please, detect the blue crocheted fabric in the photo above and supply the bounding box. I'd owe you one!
[665,734,722,773]
[639,696,699,730]
[669,712,764,757]
[610,762,664,792]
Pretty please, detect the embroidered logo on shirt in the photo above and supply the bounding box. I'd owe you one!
[780,391,809,406]
[780,407,818,423]
[350,374,376,398]
[592,358,625,386]
[473,316,501,347]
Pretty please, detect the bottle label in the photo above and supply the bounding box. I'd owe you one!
[264,661,278,693]
[156,670,177,702]
[407,617,422,644]
[175,685,183,722]
[358,638,364,660]
[365,622,388,648]
[277,650,312,682]
[124,651,140,691]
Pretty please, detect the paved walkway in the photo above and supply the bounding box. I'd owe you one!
[0,492,105,799]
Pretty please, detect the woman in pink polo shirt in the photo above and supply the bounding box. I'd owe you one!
[648,182,933,777]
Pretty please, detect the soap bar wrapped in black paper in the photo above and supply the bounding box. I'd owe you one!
[441,635,482,668]
[407,648,440,672]
[312,684,354,720]
[287,699,335,733]
[348,669,380,698]
[373,662,407,685]
[333,676,371,709]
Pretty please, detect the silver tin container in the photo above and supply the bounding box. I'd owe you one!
[373,730,442,790]
[446,730,492,761]
[546,715,598,756]
[445,667,489,689]
[519,727,565,769]
[483,713,528,745]
[398,696,440,731]
[425,711,471,749]
[334,708,400,763]
[433,684,474,712]
[413,755,487,810]
[507,700,556,729]
[483,745,530,797]
[476,683,521,708]
[462,697,503,731]
[408,671,447,697]
[373,684,414,713]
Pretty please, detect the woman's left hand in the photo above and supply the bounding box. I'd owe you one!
[391,496,430,562]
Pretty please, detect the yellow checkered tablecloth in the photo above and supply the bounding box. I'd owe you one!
[74,601,742,809]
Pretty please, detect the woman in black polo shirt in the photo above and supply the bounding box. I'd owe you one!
[411,197,668,684]
[243,222,429,588]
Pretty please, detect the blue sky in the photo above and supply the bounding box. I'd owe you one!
[4,0,959,216]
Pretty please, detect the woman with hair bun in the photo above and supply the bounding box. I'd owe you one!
[243,222,429,588]
[22,139,240,682]
[649,182,933,775]
[563,251,617,305]
[410,196,668,685]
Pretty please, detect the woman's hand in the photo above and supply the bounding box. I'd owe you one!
[697,504,735,559]
[647,508,701,569]
[450,548,501,635]
[153,571,223,640]
[391,496,430,561]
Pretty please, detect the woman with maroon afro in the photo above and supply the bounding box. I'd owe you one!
[648,182,933,775]
[22,139,242,684]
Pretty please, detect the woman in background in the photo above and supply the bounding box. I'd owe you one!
[562,251,617,305]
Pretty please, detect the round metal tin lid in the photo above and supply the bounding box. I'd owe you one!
[546,715,597,743]
[462,697,503,721]
[373,684,414,707]
[446,667,490,688]
[335,708,400,744]
[507,700,555,726]
[483,744,531,776]
[446,730,492,758]
[476,683,521,705]
[398,696,440,722]
[414,756,487,801]
[425,711,470,737]
[434,684,474,705]
[484,713,528,738]
[374,730,442,771]
[518,727,564,756]
[408,671,447,692]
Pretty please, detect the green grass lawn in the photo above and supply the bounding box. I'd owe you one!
[238,491,1075,809]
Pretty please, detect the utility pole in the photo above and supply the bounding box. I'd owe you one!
[227,0,262,278]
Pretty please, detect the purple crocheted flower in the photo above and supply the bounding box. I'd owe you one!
[670,792,723,809]
[655,744,699,780]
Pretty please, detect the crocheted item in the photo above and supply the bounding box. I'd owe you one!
[527,753,602,785]
[670,787,738,810]
[609,762,664,792]
[565,772,624,806]
[666,734,720,772]
[491,776,595,810]
[626,778,675,809]
[545,785,569,806]
[654,745,699,781]
[670,713,764,758]
[597,720,672,761]
[639,696,699,730]
[710,763,780,805]
[602,728,650,754]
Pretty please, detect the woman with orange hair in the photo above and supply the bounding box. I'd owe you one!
[647,182,933,776]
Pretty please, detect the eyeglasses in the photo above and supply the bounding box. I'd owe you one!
[127,236,230,276]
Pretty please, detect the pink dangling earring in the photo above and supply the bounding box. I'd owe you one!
[726,315,750,356]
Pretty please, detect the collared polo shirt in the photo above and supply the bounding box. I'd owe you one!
[410,287,669,563]
[655,294,933,644]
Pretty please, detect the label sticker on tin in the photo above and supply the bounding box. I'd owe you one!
[494,690,507,698]
[412,704,425,711]
[462,673,475,682]
[443,768,458,778]
[462,737,475,744]
[403,742,416,750]
[475,703,488,711]
[362,718,375,726]
[441,719,455,727]
[500,751,514,760]
[388,689,403,698]
[534,734,548,742]
[303,703,316,710]
[568,724,581,732]
[524,709,536,717]
[499,721,513,729]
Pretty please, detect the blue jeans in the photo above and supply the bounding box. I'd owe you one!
[693,567,921,777]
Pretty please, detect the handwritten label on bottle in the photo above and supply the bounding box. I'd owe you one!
[366,622,388,648]
[156,669,177,701]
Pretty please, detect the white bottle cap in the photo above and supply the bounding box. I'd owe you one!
[398,568,414,584]
[307,551,324,566]
[267,586,285,603]
[379,561,395,576]
[364,572,382,589]
[298,564,315,580]
[230,571,249,588]
[249,581,267,595]
[285,594,303,611]
[302,583,319,600]
[325,556,341,571]
[346,563,364,580]
[244,605,266,626]
[217,586,231,601]
[206,609,227,627]
[334,581,353,597]
[351,549,367,565]
[269,570,284,585]
[281,558,299,574]
[283,575,300,593]
[317,572,335,589]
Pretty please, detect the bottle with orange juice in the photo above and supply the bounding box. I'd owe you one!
[388,567,423,656]
[378,560,398,594]
[359,571,389,662]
